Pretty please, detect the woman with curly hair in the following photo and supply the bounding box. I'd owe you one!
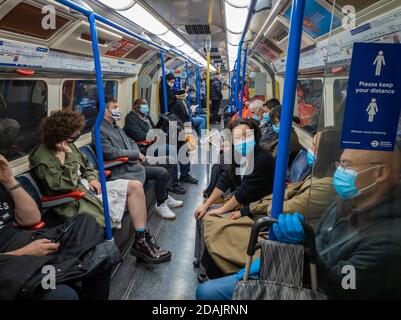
[29,110,171,264]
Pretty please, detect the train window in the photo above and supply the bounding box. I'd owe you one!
[333,79,348,127]
[294,79,324,134]
[0,80,47,161]
[62,80,118,134]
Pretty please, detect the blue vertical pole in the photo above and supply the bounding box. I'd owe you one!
[230,68,236,107]
[239,47,248,109]
[270,0,306,221]
[234,43,243,117]
[88,13,113,241]
[186,61,192,121]
[196,65,201,116]
[161,50,168,113]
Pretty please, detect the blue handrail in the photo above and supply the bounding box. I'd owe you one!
[270,0,306,222]
[230,68,236,107]
[234,0,257,119]
[234,44,243,116]
[196,65,201,116]
[160,50,168,114]
[89,13,113,241]
[239,47,248,109]
[186,60,192,122]
[54,0,113,240]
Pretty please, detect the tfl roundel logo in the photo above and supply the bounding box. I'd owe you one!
[371,140,380,148]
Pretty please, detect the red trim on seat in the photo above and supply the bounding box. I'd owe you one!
[137,140,153,145]
[26,221,46,230]
[41,191,85,202]
[14,221,46,230]
[104,157,129,165]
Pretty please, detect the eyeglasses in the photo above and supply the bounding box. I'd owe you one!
[335,161,383,170]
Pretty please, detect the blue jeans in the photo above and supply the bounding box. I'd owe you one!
[34,284,79,300]
[196,275,239,300]
[192,116,206,137]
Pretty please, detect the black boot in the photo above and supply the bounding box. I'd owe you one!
[131,230,171,263]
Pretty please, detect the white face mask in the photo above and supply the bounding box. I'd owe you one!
[168,82,174,88]
[111,108,122,121]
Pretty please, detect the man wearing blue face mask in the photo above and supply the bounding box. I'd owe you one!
[197,142,401,300]
[159,73,187,113]
[124,98,188,195]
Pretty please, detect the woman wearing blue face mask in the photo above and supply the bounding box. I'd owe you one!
[259,98,281,147]
[123,98,187,195]
[193,118,275,281]
[261,105,301,167]
[197,128,341,281]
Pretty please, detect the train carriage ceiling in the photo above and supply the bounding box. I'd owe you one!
[0,0,397,76]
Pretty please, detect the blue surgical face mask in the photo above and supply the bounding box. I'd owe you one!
[111,108,122,121]
[333,165,379,200]
[306,149,315,166]
[139,104,150,116]
[272,124,280,134]
[251,115,260,122]
[234,140,256,157]
[263,112,270,123]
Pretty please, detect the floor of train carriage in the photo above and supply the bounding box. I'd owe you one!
[110,163,209,300]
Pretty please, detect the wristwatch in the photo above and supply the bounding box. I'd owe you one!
[6,183,22,192]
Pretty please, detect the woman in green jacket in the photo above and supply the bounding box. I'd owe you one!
[29,110,171,264]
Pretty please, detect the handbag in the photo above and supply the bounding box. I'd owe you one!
[233,217,327,300]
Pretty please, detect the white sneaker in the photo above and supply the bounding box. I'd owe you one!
[155,203,176,220]
[165,195,183,208]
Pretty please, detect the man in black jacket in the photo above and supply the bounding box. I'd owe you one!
[124,98,187,194]
[159,73,187,113]
[210,73,223,124]
[0,155,116,300]
[196,142,401,300]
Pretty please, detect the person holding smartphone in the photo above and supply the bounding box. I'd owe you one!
[0,155,114,300]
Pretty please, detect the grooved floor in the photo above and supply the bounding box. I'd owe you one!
[110,164,209,300]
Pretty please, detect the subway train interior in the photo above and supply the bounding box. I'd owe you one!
[1,0,401,304]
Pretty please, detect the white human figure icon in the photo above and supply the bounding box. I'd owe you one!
[373,51,386,76]
[366,98,378,123]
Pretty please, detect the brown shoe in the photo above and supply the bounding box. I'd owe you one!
[131,230,171,263]
[144,229,171,258]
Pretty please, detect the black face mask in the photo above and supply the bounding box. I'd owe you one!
[66,134,81,144]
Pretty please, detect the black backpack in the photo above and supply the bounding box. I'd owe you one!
[155,112,184,135]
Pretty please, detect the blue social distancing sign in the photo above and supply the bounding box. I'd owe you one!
[341,42,401,151]
[174,77,181,91]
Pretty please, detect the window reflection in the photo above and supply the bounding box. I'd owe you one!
[294,79,323,134]
[0,80,47,161]
[62,80,118,134]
